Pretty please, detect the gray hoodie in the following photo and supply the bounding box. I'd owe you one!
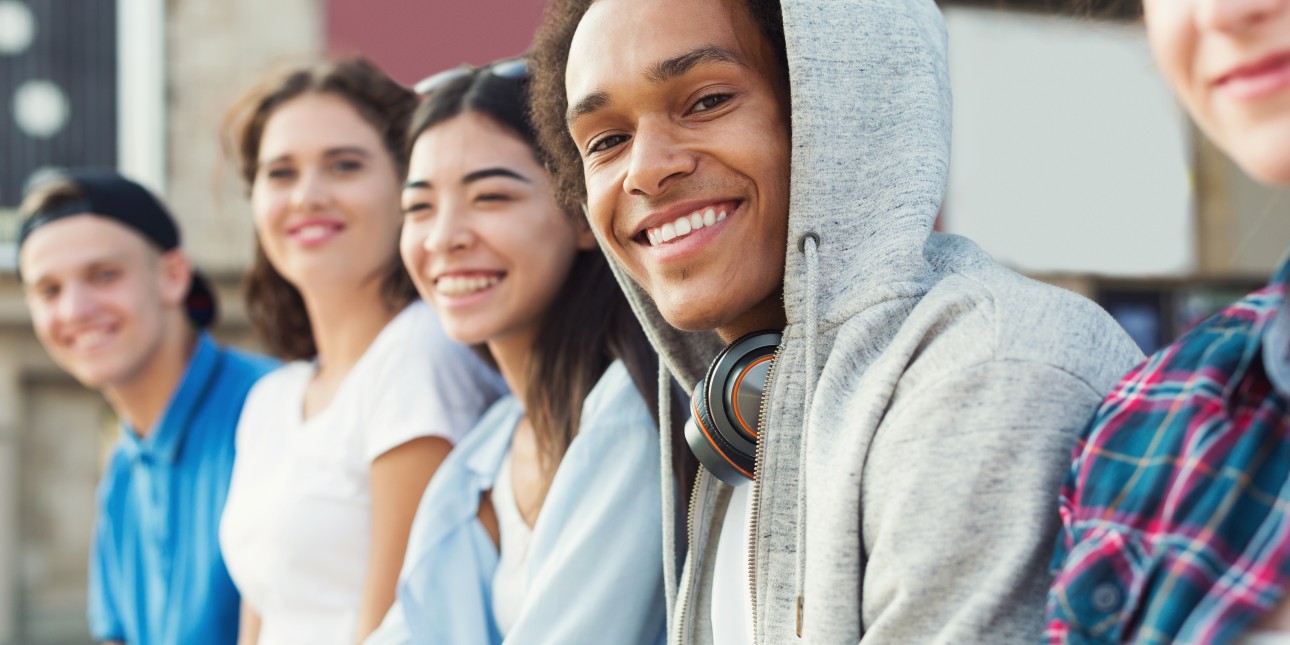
[600,1,1145,643]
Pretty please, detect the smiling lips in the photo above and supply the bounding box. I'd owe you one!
[288,219,345,245]
[67,325,114,353]
[434,272,504,297]
[645,206,730,247]
[1216,51,1290,101]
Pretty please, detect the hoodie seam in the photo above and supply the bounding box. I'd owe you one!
[884,357,1105,428]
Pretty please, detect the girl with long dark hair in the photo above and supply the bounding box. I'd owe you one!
[364,58,688,644]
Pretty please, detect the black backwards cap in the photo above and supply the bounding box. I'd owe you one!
[17,168,218,328]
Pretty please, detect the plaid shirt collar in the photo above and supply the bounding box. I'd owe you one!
[1262,256,1290,398]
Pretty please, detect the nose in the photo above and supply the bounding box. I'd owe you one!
[1197,0,1285,32]
[424,200,477,256]
[56,282,95,323]
[290,167,329,211]
[623,116,698,197]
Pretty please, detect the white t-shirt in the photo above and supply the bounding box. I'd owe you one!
[490,448,533,637]
[219,300,506,645]
[712,482,754,645]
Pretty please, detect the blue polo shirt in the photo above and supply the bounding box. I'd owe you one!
[88,333,276,645]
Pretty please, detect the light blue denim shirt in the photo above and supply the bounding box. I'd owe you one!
[366,361,666,645]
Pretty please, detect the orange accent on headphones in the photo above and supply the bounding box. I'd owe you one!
[683,330,781,485]
[731,354,773,439]
[691,396,756,481]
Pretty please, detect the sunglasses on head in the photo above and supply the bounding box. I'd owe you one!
[414,56,529,96]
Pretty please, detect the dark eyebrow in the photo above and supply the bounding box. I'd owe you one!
[462,168,529,185]
[404,179,431,190]
[567,91,610,126]
[566,45,746,127]
[646,45,745,85]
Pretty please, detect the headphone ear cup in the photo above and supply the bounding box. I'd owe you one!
[685,379,756,485]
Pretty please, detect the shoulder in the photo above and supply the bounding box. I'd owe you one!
[216,343,280,382]
[94,446,132,507]
[565,362,658,461]
[1075,285,1283,487]
[904,233,1144,393]
[363,301,504,397]
[238,360,310,420]
[578,361,654,432]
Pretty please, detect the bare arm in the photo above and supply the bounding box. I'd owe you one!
[353,436,453,643]
[237,601,261,645]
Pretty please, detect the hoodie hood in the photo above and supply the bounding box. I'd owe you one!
[605,0,951,390]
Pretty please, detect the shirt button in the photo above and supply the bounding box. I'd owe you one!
[1092,582,1123,613]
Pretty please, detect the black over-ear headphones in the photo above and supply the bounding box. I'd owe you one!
[685,330,782,485]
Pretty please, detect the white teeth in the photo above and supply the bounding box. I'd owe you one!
[645,206,732,247]
[660,222,677,242]
[296,224,335,242]
[435,274,502,297]
[73,328,109,351]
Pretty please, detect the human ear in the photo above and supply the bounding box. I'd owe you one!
[157,249,195,306]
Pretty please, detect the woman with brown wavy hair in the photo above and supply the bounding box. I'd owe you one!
[216,58,506,645]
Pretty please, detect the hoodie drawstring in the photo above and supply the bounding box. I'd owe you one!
[795,232,821,637]
[658,361,678,624]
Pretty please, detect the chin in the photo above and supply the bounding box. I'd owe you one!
[656,300,737,334]
[1240,147,1290,186]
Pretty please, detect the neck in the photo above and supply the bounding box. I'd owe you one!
[715,289,787,344]
[102,321,198,436]
[303,280,403,378]
[487,327,540,407]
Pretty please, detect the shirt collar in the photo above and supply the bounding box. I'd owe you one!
[1261,254,1290,398]
[117,332,223,465]
[463,396,523,488]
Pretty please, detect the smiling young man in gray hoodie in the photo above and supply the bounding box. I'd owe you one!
[531,0,1143,642]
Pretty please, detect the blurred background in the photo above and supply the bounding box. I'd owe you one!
[0,0,1287,642]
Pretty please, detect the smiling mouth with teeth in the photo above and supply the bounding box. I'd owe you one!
[644,207,729,247]
[72,328,112,351]
[434,274,504,297]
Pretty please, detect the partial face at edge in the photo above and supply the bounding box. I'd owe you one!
[400,112,594,348]
[565,0,791,338]
[1144,0,1290,184]
[19,215,189,389]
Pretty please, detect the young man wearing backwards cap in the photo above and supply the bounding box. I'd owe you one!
[17,168,277,645]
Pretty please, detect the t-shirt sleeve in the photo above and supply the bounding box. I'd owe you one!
[361,305,505,463]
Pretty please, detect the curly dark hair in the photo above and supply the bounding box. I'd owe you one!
[222,57,419,361]
[530,0,787,213]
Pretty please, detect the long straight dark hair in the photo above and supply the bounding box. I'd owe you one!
[408,65,696,489]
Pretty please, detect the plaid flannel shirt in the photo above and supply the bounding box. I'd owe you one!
[1047,258,1290,645]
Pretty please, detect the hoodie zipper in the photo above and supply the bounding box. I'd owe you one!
[675,469,707,643]
[748,342,783,645]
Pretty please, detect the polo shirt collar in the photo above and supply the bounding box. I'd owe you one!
[1261,254,1290,399]
[117,332,222,465]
